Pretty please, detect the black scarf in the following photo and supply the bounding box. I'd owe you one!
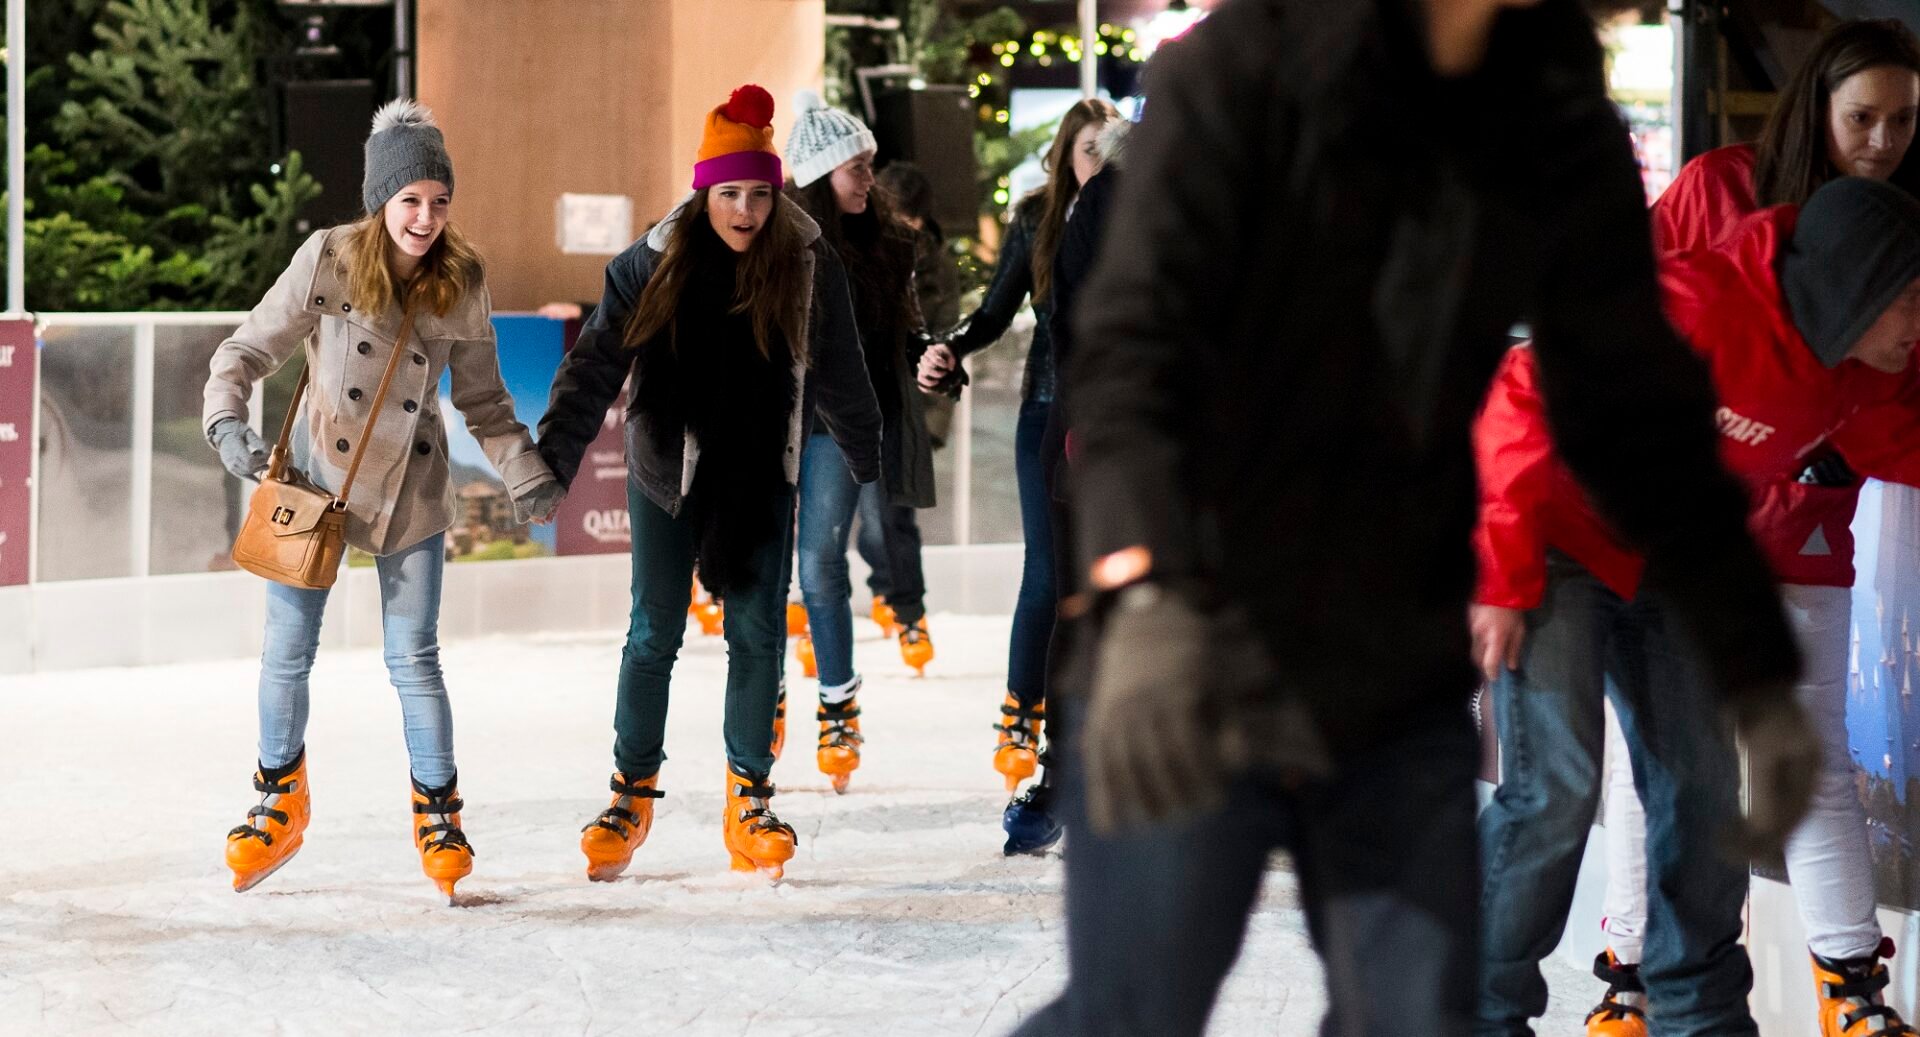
[630,220,797,596]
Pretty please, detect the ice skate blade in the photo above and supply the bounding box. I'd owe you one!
[435,878,459,904]
[230,837,303,893]
[585,859,631,883]
[1002,832,1063,857]
[1003,774,1021,794]
[829,773,851,795]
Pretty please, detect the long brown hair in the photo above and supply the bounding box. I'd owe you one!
[1754,19,1920,206]
[342,213,484,319]
[624,188,811,363]
[789,174,918,329]
[1029,98,1119,303]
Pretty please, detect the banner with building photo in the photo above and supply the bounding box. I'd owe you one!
[0,320,34,586]
[430,315,566,563]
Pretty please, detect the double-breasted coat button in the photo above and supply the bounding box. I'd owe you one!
[411,353,425,366]
[415,441,431,456]
[314,296,325,306]
[347,388,363,401]
[335,438,350,452]
[403,400,418,413]
[341,303,351,313]
[357,341,372,355]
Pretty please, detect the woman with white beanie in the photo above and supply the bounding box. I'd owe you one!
[785,91,940,795]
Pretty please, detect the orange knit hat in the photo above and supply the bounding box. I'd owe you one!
[693,85,784,190]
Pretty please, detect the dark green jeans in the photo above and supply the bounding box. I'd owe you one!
[613,481,794,781]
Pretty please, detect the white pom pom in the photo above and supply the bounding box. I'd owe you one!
[371,98,438,135]
[794,89,828,113]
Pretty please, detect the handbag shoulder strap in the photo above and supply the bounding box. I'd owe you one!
[338,288,425,503]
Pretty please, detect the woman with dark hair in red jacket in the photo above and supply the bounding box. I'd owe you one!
[1478,19,1920,1037]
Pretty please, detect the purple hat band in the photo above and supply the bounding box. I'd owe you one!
[693,151,784,190]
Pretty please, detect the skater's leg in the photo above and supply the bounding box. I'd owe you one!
[375,531,454,788]
[614,485,696,779]
[719,489,795,779]
[874,498,927,625]
[1012,728,1281,1037]
[854,480,892,603]
[1476,558,1617,1037]
[796,433,862,691]
[1295,710,1481,1037]
[258,578,330,769]
[1612,596,1754,1037]
[1600,697,1650,966]
[1008,399,1057,712]
[1776,584,1880,958]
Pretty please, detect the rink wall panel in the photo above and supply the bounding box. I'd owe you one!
[0,544,1019,675]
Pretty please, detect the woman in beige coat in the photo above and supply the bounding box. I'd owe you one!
[201,100,559,900]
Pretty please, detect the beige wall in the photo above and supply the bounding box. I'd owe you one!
[417,0,825,311]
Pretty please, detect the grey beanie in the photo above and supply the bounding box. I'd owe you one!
[786,90,877,188]
[363,99,455,214]
[1783,177,1920,367]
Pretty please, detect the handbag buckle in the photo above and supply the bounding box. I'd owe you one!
[270,506,295,526]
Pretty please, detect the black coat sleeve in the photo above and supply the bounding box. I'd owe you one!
[537,243,649,489]
[1522,5,1798,701]
[943,211,1035,357]
[1063,10,1263,583]
[810,247,885,485]
[1048,169,1118,390]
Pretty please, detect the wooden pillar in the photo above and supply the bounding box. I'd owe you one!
[416,0,825,311]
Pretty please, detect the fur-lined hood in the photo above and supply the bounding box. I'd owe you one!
[647,191,821,253]
[1096,118,1134,169]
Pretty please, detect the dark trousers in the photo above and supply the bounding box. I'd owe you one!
[854,480,929,625]
[1013,708,1482,1037]
[1008,399,1058,708]
[612,481,794,780]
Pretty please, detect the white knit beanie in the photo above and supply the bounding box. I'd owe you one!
[786,90,878,188]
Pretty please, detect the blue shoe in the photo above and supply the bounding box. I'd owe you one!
[1002,781,1063,856]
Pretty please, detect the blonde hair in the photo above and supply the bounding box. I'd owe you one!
[342,214,485,318]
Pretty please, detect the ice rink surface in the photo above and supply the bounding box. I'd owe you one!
[1,613,1589,1035]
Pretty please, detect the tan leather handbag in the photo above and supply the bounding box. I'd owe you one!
[231,296,421,589]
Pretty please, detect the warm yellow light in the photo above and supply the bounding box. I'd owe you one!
[1000,53,1015,67]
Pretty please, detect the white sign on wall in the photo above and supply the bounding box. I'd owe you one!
[556,193,634,255]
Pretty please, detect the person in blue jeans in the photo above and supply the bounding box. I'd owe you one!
[919,98,1118,851]
[786,94,941,793]
[203,100,560,898]
[537,87,881,880]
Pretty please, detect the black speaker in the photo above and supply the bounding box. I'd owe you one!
[281,79,378,230]
[873,85,978,235]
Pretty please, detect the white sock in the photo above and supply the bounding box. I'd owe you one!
[819,676,860,705]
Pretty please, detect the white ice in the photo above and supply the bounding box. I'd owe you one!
[0,613,1589,1035]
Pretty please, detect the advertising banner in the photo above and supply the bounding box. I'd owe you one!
[433,315,566,562]
[552,317,632,556]
[0,320,34,586]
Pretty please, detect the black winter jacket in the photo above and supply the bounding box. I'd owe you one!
[538,196,883,515]
[945,199,1058,403]
[1066,0,1797,750]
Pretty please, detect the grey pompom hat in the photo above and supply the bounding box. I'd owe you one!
[363,98,455,214]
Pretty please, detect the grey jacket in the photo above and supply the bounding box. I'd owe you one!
[204,227,553,555]
[537,195,883,514]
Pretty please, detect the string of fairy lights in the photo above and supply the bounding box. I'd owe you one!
[969,24,1150,205]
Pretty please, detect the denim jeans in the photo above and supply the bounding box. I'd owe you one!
[614,481,793,780]
[1476,555,1751,1037]
[1013,705,1481,1037]
[1009,399,1057,709]
[797,432,864,689]
[258,531,455,786]
[854,479,928,625]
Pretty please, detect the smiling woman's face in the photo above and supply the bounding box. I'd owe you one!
[708,180,776,252]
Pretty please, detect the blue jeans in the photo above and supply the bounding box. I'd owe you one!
[1477,555,1751,1037]
[855,480,928,625]
[797,432,863,689]
[1010,399,1057,708]
[258,531,455,786]
[614,481,793,780]
[1014,703,1481,1037]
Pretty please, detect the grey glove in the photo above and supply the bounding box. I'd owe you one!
[1083,582,1290,835]
[1729,690,1818,859]
[513,479,564,524]
[209,417,270,481]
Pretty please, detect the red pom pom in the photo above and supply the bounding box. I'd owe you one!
[725,85,776,129]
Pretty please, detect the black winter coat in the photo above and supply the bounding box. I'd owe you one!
[946,199,1058,404]
[1066,0,1797,751]
[538,197,883,515]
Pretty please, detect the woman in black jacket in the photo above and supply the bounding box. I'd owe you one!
[783,94,938,795]
[537,86,881,882]
[920,98,1117,852]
